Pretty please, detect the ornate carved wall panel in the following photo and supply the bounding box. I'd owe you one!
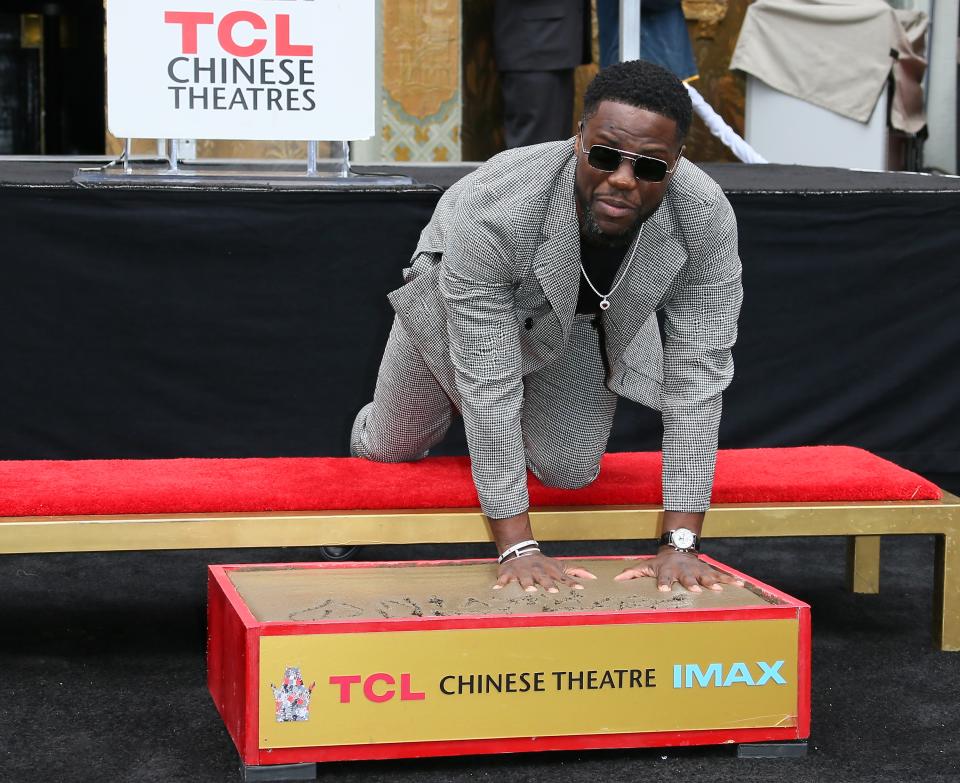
[382,0,461,162]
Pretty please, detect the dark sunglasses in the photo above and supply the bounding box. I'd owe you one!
[578,125,682,183]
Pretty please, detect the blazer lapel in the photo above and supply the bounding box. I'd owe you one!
[531,154,581,341]
[605,188,688,339]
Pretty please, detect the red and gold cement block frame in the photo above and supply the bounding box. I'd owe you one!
[207,556,811,767]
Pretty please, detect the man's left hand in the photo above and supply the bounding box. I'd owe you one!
[614,548,744,593]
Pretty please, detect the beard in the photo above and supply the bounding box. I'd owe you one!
[577,191,645,249]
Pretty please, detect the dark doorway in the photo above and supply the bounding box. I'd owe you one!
[0,0,104,155]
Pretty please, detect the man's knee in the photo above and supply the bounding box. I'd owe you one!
[350,402,433,463]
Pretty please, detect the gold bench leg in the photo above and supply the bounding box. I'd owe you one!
[934,534,960,652]
[846,535,881,594]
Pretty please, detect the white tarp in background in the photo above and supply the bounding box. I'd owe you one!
[731,0,927,133]
[107,0,375,141]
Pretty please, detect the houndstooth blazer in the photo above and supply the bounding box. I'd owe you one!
[387,139,743,518]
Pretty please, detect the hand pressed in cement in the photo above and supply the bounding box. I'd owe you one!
[288,599,364,621]
[377,597,424,618]
[614,548,745,593]
[494,552,597,594]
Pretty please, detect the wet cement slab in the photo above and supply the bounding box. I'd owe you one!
[228,559,779,623]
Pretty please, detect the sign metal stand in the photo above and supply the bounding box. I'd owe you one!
[76,138,403,189]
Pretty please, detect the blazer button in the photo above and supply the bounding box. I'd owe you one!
[524,317,533,330]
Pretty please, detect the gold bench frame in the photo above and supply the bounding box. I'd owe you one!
[2,492,957,650]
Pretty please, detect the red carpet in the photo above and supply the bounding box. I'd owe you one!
[0,447,941,517]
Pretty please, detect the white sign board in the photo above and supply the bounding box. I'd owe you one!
[107,0,375,141]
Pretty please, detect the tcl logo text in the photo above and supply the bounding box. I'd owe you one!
[328,673,426,703]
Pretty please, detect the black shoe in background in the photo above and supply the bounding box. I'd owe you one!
[319,546,361,561]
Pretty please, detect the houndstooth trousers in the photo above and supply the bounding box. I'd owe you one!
[351,313,618,514]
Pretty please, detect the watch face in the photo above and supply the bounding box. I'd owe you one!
[672,528,695,549]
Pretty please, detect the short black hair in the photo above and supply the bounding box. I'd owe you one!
[582,59,693,143]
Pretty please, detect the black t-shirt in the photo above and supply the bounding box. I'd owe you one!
[576,237,629,314]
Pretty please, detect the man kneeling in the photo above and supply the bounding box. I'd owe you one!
[352,60,743,595]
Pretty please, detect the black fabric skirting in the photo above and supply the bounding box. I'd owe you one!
[0,163,957,482]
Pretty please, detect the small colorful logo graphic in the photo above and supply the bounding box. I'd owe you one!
[271,666,316,722]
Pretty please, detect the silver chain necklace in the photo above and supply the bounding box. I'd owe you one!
[579,222,643,311]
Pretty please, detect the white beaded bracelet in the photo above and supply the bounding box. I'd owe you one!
[497,539,541,564]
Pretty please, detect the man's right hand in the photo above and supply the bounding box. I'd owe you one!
[489,511,596,592]
[494,552,596,593]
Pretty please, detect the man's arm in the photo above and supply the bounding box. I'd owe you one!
[440,195,527,520]
[620,194,744,590]
[440,189,593,591]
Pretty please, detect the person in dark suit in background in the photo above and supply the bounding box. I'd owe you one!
[493,0,591,148]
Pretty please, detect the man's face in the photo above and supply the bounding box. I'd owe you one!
[574,101,682,247]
